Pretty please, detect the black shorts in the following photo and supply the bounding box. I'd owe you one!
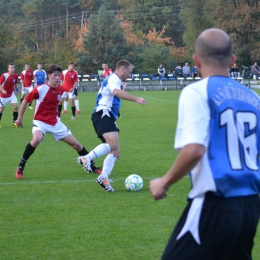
[92,110,119,142]
[162,192,260,260]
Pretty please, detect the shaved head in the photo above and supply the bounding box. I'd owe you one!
[195,28,232,67]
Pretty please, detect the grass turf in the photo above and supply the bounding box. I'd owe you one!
[0,90,259,259]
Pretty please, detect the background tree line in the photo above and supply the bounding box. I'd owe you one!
[0,0,259,75]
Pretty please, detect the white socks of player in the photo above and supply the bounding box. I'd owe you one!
[75,99,80,111]
[87,143,111,161]
[64,100,68,110]
[100,154,117,179]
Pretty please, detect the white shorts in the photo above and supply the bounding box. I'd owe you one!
[0,92,18,107]
[32,119,72,141]
[21,85,33,95]
[62,91,75,99]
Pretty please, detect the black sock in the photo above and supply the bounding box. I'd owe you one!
[78,147,89,156]
[72,106,75,117]
[20,98,24,104]
[58,104,62,117]
[13,111,18,122]
[0,112,2,121]
[19,143,36,168]
[28,102,32,107]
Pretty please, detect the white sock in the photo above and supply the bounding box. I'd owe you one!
[64,100,68,110]
[86,143,111,161]
[75,99,80,110]
[101,154,117,179]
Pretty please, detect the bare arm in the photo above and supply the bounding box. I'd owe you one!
[113,88,146,106]
[149,143,206,200]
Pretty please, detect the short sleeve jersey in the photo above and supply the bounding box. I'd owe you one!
[60,70,78,92]
[34,69,47,85]
[103,68,113,79]
[21,70,34,87]
[93,73,122,119]
[0,73,18,98]
[175,76,260,199]
[25,84,64,126]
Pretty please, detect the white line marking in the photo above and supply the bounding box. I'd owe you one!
[0,176,156,186]
[145,96,178,102]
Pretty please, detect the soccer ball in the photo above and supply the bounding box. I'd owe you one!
[125,174,143,191]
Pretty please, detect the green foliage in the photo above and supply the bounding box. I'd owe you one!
[179,0,214,57]
[138,43,173,73]
[76,5,130,73]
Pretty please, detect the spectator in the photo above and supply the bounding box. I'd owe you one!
[183,62,191,79]
[251,62,260,79]
[230,63,240,78]
[157,64,166,79]
[192,65,199,80]
[174,65,183,78]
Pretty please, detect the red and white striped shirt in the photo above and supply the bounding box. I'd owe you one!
[25,84,65,126]
[0,73,18,98]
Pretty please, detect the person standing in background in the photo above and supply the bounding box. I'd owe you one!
[20,63,34,109]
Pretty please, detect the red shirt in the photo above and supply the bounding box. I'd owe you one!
[21,70,34,87]
[25,84,65,126]
[103,68,113,79]
[0,73,18,98]
[60,70,78,92]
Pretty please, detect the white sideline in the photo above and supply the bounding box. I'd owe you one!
[0,176,157,186]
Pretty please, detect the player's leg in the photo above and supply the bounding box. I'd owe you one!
[0,105,5,128]
[28,86,34,109]
[69,96,76,119]
[74,88,80,114]
[11,93,19,125]
[58,94,67,117]
[15,129,44,179]
[62,96,68,114]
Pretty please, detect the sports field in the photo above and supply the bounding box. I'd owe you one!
[1,90,260,259]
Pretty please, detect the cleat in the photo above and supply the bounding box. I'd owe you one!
[62,110,67,114]
[96,176,114,192]
[28,106,33,110]
[13,122,18,127]
[15,167,24,179]
[76,110,81,114]
[0,125,1,128]
[77,156,92,172]
[71,116,75,120]
[92,166,102,175]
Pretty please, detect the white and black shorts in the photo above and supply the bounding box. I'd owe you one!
[162,192,260,260]
[92,110,119,142]
[0,92,18,107]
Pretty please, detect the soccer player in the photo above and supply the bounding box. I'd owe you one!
[58,62,79,119]
[102,62,113,79]
[77,60,146,192]
[149,28,260,259]
[14,64,101,179]
[20,63,34,109]
[34,63,47,87]
[0,63,19,127]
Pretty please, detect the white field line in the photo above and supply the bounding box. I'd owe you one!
[0,176,155,186]
[145,96,178,102]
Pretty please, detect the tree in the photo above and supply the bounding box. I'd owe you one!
[214,0,260,65]
[179,0,214,57]
[76,5,130,74]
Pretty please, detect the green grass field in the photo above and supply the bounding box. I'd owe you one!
[1,90,260,260]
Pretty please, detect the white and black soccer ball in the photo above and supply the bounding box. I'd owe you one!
[125,174,143,191]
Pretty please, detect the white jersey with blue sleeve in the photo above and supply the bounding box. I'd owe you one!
[92,73,122,119]
[175,76,260,199]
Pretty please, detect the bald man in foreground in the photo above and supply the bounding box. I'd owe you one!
[150,28,260,259]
